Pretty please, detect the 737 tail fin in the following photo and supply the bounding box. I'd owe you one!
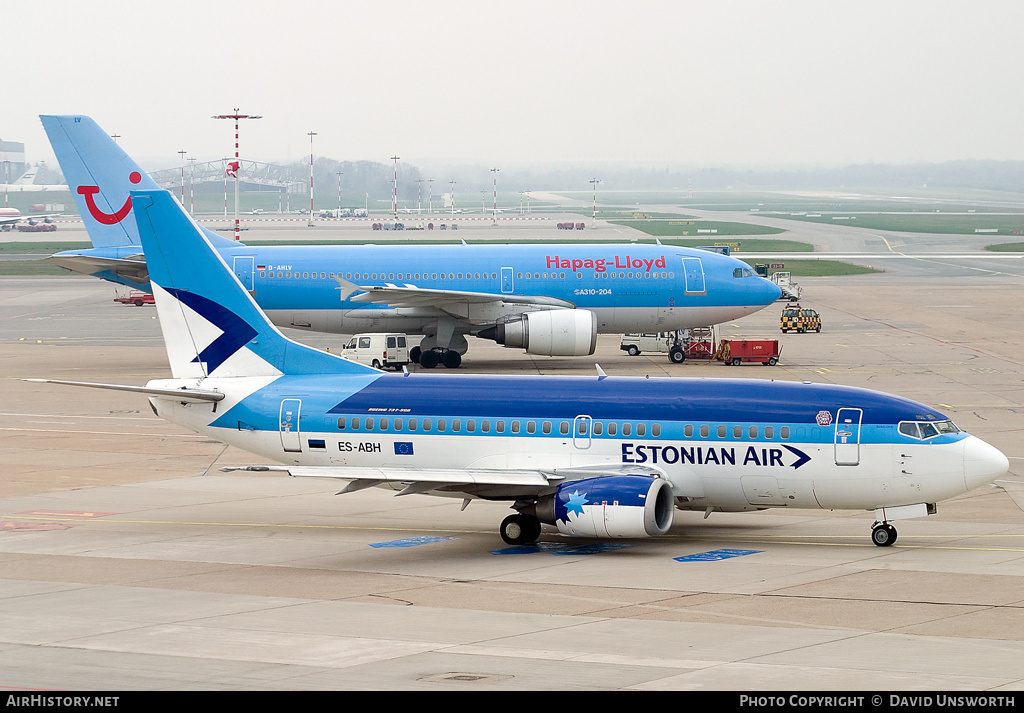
[131,189,377,380]
[40,114,239,250]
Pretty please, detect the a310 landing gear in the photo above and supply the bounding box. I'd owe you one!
[871,521,898,547]
[500,513,542,546]
[410,346,461,369]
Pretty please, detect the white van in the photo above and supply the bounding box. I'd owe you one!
[341,333,410,370]
[620,331,686,363]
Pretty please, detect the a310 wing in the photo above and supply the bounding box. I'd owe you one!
[336,278,576,311]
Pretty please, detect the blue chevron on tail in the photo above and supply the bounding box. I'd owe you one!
[130,189,378,380]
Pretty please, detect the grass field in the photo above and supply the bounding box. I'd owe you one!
[741,259,880,277]
[675,189,1024,214]
[0,241,91,254]
[0,261,73,276]
[609,219,784,237]
[762,212,1024,235]
[653,237,813,252]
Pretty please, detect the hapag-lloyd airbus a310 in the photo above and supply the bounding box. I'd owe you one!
[29,189,1009,547]
[41,114,781,367]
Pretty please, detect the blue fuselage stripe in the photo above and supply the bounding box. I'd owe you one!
[212,374,955,447]
[219,243,775,310]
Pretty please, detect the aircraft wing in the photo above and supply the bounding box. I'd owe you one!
[224,464,558,499]
[45,252,149,282]
[0,214,60,226]
[221,462,666,500]
[339,279,576,311]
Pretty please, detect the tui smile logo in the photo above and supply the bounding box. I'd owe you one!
[77,171,142,225]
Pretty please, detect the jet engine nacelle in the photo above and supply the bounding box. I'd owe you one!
[534,475,675,538]
[479,310,597,356]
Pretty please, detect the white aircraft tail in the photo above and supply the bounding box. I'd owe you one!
[14,166,38,185]
[131,189,379,381]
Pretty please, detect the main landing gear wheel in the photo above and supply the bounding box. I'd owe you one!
[871,523,898,547]
[418,348,461,369]
[500,514,542,545]
[409,346,421,364]
[669,347,685,363]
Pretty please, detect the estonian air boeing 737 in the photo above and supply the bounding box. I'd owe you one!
[41,115,781,368]
[29,189,1009,547]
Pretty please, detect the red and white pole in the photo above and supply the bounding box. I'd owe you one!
[308,132,317,226]
[212,110,262,241]
[391,155,400,220]
[178,150,187,206]
[491,167,499,225]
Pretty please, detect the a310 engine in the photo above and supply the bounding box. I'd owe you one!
[477,310,597,356]
[532,475,675,538]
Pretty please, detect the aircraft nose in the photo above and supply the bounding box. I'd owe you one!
[963,436,1009,490]
[759,277,782,304]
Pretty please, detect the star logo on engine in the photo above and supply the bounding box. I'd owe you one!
[564,490,589,518]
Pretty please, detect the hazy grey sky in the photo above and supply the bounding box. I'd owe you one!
[6,0,1024,170]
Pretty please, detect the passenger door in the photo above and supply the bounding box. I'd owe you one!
[681,257,706,295]
[233,256,255,292]
[834,408,862,466]
[279,399,302,453]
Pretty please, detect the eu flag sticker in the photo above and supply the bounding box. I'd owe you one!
[394,441,414,455]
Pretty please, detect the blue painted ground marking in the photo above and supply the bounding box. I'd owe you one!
[674,548,762,562]
[370,536,456,548]
[552,543,633,556]
[491,542,634,556]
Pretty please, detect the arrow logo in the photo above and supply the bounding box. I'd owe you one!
[165,288,258,374]
[782,444,811,469]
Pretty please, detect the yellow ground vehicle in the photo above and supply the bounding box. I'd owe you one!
[780,303,821,333]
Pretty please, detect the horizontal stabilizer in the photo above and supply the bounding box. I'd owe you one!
[23,379,224,403]
[45,252,149,284]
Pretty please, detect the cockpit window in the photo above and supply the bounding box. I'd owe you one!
[732,267,755,278]
[899,420,960,440]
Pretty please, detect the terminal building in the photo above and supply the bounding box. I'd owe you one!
[0,138,27,183]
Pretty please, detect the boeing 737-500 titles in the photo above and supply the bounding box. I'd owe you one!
[41,115,781,367]
[28,189,1009,547]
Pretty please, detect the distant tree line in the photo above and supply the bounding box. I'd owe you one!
[471,160,1024,194]
[282,158,424,202]
[25,157,1024,196]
